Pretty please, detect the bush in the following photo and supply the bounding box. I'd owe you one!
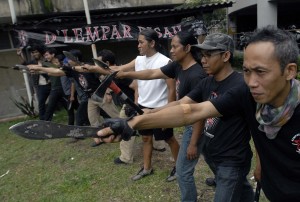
[232,51,244,70]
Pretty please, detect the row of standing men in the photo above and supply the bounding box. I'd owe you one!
[24,26,275,202]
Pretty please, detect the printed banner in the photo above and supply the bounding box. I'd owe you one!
[14,18,206,47]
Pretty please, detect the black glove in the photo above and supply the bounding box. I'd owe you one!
[102,118,136,141]
[124,104,137,117]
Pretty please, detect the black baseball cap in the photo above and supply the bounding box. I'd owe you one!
[192,33,234,54]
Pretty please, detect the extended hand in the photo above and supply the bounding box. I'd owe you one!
[116,70,127,79]
[27,65,41,73]
[97,118,136,142]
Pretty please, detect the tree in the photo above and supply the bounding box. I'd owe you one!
[183,0,228,33]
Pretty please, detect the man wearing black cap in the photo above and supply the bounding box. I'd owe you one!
[186,33,254,201]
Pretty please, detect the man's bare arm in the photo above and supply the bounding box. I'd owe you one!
[187,120,204,160]
[166,78,176,103]
[129,101,221,130]
[150,96,192,113]
[27,65,66,76]
[74,64,111,75]
[116,68,168,80]
[97,101,221,142]
[110,59,136,72]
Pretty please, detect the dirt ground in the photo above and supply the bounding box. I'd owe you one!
[131,131,266,202]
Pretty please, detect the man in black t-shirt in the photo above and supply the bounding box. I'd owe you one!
[98,26,300,202]
[133,33,253,202]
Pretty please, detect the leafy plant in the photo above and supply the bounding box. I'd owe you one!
[11,96,38,118]
[181,0,228,33]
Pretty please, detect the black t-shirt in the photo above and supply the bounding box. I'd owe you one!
[211,82,300,201]
[188,71,252,167]
[160,62,207,100]
[62,67,100,98]
[48,75,62,90]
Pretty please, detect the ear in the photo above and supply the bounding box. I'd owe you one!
[284,63,297,80]
[184,44,191,53]
[150,40,155,48]
[223,51,231,62]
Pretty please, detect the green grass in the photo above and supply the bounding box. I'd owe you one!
[0,110,268,201]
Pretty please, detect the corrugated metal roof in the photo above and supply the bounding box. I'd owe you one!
[1,1,234,30]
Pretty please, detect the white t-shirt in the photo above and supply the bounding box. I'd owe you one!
[135,52,170,108]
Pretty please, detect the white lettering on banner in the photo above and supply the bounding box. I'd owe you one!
[85,26,100,41]
[61,29,73,43]
[45,32,56,44]
[101,26,110,40]
[72,28,85,42]
[123,24,133,39]
[110,25,122,39]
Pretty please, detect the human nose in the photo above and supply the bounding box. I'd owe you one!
[245,73,259,88]
[170,47,174,53]
[201,56,207,64]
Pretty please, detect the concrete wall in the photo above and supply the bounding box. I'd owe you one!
[0,0,185,17]
[227,0,257,15]
[257,0,277,28]
[0,50,29,119]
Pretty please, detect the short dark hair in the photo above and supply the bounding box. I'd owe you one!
[44,47,57,55]
[97,49,115,64]
[29,43,45,54]
[246,26,299,72]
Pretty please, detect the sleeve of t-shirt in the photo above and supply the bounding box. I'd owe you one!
[210,83,247,116]
[186,79,205,102]
[160,62,178,79]
[189,64,207,90]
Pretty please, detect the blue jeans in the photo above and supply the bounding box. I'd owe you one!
[176,125,202,202]
[204,155,254,202]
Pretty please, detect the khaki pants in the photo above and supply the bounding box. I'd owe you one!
[119,105,165,163]
[87,98,119,127]
[119,105,135,163]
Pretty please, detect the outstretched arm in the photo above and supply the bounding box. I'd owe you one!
[130,102,219,129]
[110,59,136,72]
[116,68,168,80]
[74,64,112,75]
[27,65,66,76]
[97,101,221,142]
